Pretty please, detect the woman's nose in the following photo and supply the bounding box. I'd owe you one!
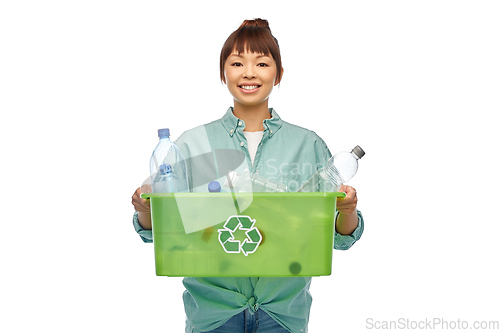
[243,67,256,79]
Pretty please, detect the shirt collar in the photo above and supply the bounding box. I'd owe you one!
[221,107,282,138]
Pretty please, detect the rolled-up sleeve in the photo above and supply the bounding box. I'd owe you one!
[334,209,364,250]
[132,211,153,243]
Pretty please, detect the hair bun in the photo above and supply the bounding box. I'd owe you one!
[240,18,270,29]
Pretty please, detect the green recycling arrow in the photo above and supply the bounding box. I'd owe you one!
[218,230,232,244]
[218,215,262,256]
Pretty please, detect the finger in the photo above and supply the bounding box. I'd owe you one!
[338,190,353,203]
[337,200,357,207]
[141,198,151,208]
[137,195,151,207]
[135,191,151,206]
[343,186,357,201]
[337,189,357,208]
[133,202,150,213]
[133,187,142,199]
[337,198,357,209]
[132,193,150,212]
[346,190,355,201]
[339,195,357,207]
[344,185,355,194]
[140,184,152,193]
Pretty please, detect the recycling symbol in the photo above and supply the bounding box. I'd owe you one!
[218,215,262,256]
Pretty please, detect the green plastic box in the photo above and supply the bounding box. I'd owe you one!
[141,191,345,277]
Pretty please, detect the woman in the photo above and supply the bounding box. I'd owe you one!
[132,18,363,333]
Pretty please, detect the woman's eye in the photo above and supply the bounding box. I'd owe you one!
[257,63,269,67]
[232,62,243,66]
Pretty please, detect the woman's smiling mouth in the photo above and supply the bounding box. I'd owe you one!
[238,84,261,93]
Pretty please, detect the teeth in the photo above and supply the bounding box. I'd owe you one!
[241,85,259,90]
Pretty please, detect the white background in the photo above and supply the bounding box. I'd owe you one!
[1,1,499,332]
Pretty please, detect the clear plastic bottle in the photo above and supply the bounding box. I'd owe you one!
[150,128,189,193]
[297,145,365,192]
[224,170,287,193]
[252,172,287,192]
[224,170,252,193]
[154,163,174,193]
[201,181,222,242]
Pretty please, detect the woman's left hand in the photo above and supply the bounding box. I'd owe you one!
[336,185,357,215]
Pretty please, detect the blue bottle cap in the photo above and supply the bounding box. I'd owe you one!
[208,181,221,193]
[159,163,172,175]
[158,128,170,138]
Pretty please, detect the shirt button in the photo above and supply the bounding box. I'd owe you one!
[238,121,243,126]
[240,142,244,147]
[230,129,233,134]
[270,130,273,134]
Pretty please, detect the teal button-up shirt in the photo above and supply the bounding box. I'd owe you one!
[133,107,364,333]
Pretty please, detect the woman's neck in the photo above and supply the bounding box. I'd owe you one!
[232,101,271,132]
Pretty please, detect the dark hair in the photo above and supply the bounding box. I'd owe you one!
[220,18,282,83]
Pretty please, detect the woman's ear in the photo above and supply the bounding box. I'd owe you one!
[275,67,284,86]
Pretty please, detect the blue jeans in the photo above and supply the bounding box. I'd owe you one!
[202,309,291,333]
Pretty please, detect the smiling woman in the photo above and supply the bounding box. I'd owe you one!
[131,18,364,333]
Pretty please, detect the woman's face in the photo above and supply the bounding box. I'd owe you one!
[223,50,280,109]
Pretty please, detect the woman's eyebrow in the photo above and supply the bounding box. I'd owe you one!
[228,53,271,58]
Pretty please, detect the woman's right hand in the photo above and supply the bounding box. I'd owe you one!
[132,185,151,213]
[132,185,152,230]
